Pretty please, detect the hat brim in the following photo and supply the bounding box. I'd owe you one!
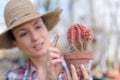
[0,7,62,49]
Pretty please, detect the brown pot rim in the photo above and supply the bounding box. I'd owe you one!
[64,50,93,59]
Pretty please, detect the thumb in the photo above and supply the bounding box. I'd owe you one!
[50,34,59,47]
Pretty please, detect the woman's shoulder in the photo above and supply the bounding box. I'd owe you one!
[3,65,26,80]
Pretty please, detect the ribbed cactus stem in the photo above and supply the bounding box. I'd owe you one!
[83,40,88,50]
[67,24,92,52]
[76,25,83,51]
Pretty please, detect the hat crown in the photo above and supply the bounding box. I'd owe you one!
[4,0,39,28]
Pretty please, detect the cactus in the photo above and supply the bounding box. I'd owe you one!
[67,24,92,51]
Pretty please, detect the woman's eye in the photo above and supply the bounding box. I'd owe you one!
[35,26,41,30]
[19,32,27,37]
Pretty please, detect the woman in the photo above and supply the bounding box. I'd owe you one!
[0,0,89,80]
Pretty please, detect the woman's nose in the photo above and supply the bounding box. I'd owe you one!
[31,30,40,41]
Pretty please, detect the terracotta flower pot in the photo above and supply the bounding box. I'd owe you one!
[64,50,93,76]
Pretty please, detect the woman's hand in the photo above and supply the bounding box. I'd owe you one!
[46,34,89,80]
[66,64,89,80]
[46,34,63,80]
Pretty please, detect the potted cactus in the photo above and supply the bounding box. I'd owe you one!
[64,24,93,76]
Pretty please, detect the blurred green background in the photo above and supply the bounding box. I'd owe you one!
[0,0,120,80]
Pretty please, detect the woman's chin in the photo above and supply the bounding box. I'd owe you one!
[30,52,46,58]
[35,50,47,56]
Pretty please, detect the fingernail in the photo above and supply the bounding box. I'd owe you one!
[70,64,74,68]
[80,64,85,69]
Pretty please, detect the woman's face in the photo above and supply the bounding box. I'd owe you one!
[12,17,50,58]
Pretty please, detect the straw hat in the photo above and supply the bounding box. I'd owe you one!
[0,0,62,49]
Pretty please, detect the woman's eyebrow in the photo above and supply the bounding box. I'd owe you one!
[33,19,41,26]
[15,28,27,34]
[33,21,38,26]
[18,28,27,31]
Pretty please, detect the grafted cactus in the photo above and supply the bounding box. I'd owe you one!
[67,24,92,51]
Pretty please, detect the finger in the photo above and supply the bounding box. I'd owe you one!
[50,34,59,47]
[46,54,56,80]
[46,50,52,69]
[51,58,63,65]
[46,34,59,72]
[80,64,89,80]
[65,67,72,80]
[46,52,52,67]
[70,64,79,80]
[48,47,62,56]
[50,52,61,59]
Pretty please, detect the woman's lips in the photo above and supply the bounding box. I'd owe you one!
[33,43,44,50]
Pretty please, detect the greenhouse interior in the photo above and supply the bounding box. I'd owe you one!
[0,0,120,80]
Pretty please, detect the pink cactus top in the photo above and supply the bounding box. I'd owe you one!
[67,24,92,50]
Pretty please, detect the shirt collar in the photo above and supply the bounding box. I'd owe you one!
[26,59,37,75]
